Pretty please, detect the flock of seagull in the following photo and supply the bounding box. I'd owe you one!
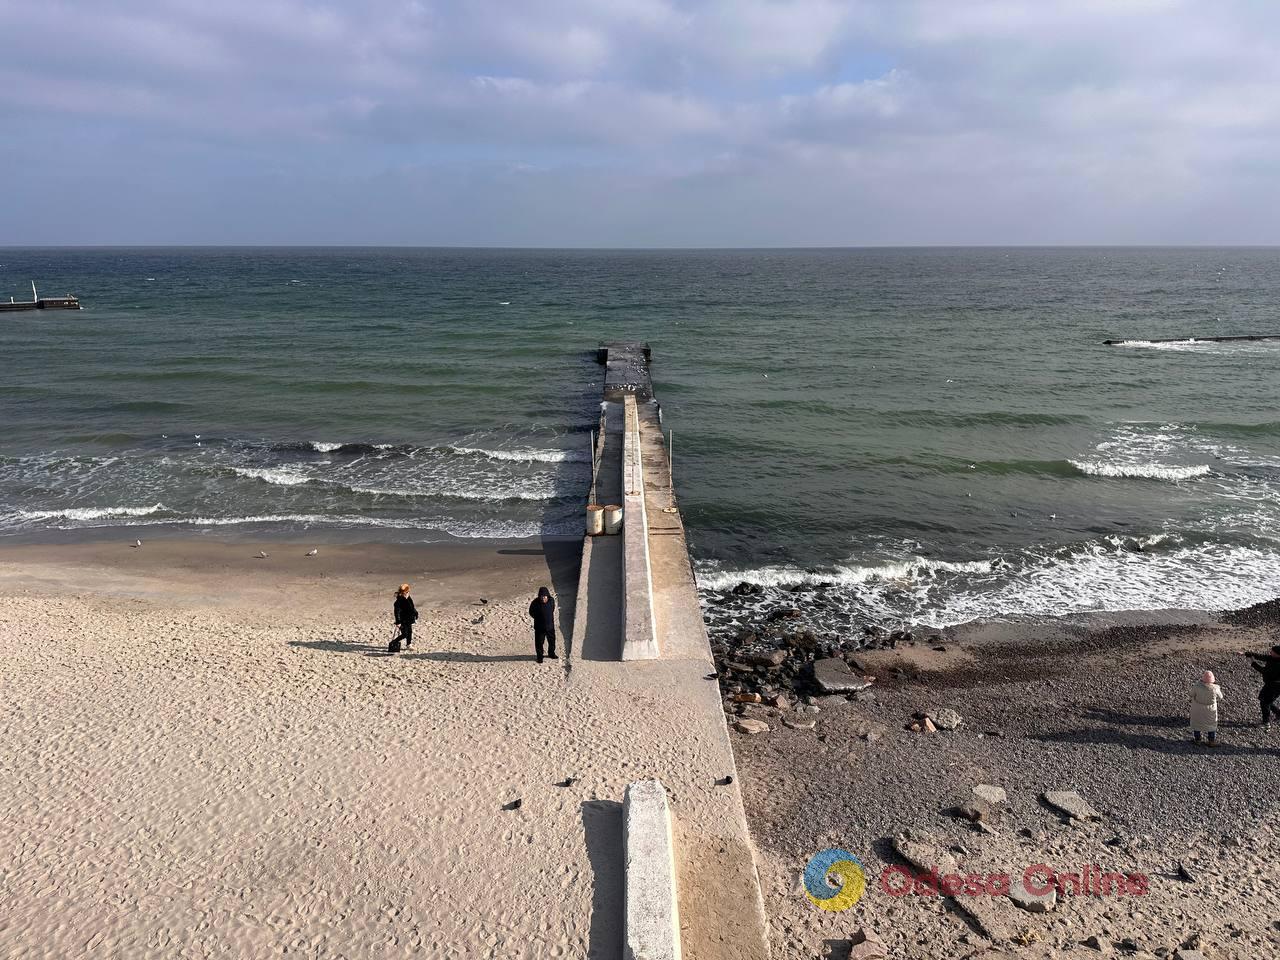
[130,539,321,559]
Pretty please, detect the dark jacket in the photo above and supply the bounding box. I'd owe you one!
[394,594,418,626]
[529,592,556,632]
[1249,652,1280,685]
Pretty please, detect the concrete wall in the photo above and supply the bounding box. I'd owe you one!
[624,779,681,960]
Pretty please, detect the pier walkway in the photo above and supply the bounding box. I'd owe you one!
[573,343,771,960]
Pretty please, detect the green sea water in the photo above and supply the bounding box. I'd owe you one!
[2,246,1278,626]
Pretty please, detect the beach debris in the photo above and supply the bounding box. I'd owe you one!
[477,597,489,605]
[306,548,318,556]
[1009,875,1057,913]
[956,797,995,823]
[704,672,718,680]
[782,717,816,730]
[811,657,875,694]
[1175,861,1196,883]
[844,927,889,960]
[973,784,1008,806]
[926,707,964,731]
[556,777,577,788]
[256,551,269,559]
[892,830,1009,942]
[502,798,522,811]
[1082,934,1109,952]
[716,774,734,786]
[470,615,485,625]
[1043,790,1101,822]
[131,539,142,548]
[734,718,770,735]
[733,692,763,704]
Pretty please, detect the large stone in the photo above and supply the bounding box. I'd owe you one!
[974,784,1008,806]
[811,657,874,694]
[957,798,994,823]
[1043,790,1102,821]
[927,707,964,730]
[733,692,763,704]
[1009,875,1057,913]
[745,648,787,668]
[734,719,770,735]
[782,717,817,731]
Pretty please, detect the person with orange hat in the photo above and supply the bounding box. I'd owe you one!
[392,583,417,653]
[1189,669,1224,746]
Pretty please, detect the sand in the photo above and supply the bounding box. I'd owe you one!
[0,538,741,959]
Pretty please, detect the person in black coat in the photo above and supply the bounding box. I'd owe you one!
[1246,644,1280,725]
[529,586,557,663]
[393,583,418,651]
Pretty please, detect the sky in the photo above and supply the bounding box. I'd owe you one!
[2,0,1279,246]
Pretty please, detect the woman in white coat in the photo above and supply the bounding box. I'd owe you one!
[1190,670,1224,746]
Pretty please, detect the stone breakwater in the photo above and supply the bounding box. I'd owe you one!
[704,580,946,709]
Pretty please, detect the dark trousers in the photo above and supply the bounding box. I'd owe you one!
[535,627,556,661]
[396,622,413,648]
[1261,683,1280,724]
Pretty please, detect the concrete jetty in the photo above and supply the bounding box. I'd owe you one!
[577,342,771,959]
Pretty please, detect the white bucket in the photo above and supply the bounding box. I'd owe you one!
[603,504,623,535]
[585,504,605,536]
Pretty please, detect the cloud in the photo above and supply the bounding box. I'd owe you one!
[1,0,1279,243]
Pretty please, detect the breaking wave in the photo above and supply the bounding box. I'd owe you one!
[1068,460,1211,481]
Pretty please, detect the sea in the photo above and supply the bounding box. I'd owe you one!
[2,247,1278,630]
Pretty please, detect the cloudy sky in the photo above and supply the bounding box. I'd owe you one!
[2,0,1278,245]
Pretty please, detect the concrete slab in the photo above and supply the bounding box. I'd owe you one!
[622,395,659,661]
[624,779,682,960]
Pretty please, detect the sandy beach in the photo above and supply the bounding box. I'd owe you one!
[724,609,1280,959]
[0,538,749,959]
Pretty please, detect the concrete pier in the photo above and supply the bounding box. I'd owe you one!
[576,342,771,960]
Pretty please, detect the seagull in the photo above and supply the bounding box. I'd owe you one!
[1049,513,1058,520]
[256,550,269,559]
[132,539,142,548]
[306,548,318,557]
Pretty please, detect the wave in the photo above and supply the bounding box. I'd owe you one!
[16,511,576,539]
[1068,460,1211,481]
[231,466,312,487]
[697,556,998,592]
[447,445,591,464]
[699,535,1280,627]
[16,504,167,522]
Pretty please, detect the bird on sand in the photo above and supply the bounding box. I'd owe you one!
[132,539,142,548]
[306,548,318,556]
[256,550,269,559]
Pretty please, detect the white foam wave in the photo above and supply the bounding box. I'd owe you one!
[697,556,996,592]
[310,442,344,453]
[231,466,312,486]
[15,503,167,522]
[1068,460,1210,481]
[701,540,1280,628]
[449,445,591,464]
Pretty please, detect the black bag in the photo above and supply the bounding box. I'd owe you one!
[388,634,402,653]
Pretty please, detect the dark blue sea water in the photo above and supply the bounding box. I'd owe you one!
[3,247,1279,626]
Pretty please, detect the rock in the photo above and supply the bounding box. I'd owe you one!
[847,927,888,960]
[734,719,770,735]
[1009,875,1057,913]
[1175,861,1195,883]
[1043,790,1102,821]
[863,730,881,743]
[745,648,787,668]
[811,657,875,694]
[808,694,848,708]
[766,606,802,622]
[1173,952,1207,960]
[926,707,964,730]
[732,581,762,596]
[782,717,816,730]
[956,797,994,823]
[1082,934,1112,953]
[923,717,938,733]
[908,722,923,732]
[733,692,763,704]
[766,693,789,709]
[973,784,1007,806]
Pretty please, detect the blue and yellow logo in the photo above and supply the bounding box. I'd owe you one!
[803,848,867,911]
